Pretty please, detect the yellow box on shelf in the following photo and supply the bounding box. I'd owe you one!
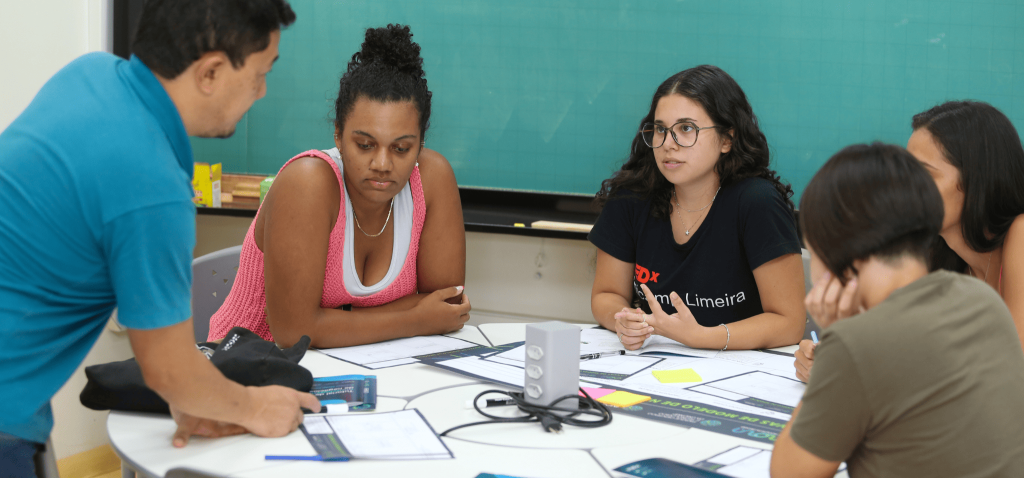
[192,162,222,207]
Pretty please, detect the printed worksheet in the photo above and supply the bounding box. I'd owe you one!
[486,340,662,380]
[582,355,805,420]
[690,371,805,408]
[578,355,663,376]
[326,410,451,459]
[433,356,525,388]
[693,446,848,478]
[319,335,478,367]
[696,447,773,478]
[497,328,720,362]
[581,327,720,358]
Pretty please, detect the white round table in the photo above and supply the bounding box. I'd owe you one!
[108,324,784,478]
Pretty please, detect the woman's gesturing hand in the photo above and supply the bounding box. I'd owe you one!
[636,283,703,347]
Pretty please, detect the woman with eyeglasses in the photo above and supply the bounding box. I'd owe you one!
[794,100,1024,382]
[589,65,806,351]
[206,25,470,348]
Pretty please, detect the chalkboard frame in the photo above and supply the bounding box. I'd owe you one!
[196,187,600,241]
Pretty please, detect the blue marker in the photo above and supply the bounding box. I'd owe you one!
[811,331,819,344]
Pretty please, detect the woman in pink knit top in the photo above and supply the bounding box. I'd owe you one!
[208,24,470,348]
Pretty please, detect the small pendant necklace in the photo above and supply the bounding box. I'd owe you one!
[972,251,993,283]
[353,198,394,238]
[674,187,720,236]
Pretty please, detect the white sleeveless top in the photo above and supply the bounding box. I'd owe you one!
[324,148,413,296]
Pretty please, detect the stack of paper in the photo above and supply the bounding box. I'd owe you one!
[319,335,479,369]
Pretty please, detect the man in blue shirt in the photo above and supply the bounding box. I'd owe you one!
[0,1,318,476]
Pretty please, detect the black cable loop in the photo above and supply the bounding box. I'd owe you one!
[439,387,613,437]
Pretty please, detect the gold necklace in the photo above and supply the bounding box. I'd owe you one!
[353,198,394,238]
[674,188,720,236]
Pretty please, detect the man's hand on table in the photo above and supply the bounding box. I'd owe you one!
[170,385,321,447]
[171,409,247,447]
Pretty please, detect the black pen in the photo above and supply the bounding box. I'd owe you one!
[580,350,626,361]
[465,397,517,408]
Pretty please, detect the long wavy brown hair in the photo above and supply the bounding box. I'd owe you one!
[596,65,793,218]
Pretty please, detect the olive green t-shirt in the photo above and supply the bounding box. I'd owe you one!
[790,271,1024,478]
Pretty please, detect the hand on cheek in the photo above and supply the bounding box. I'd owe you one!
[805,271,860,329]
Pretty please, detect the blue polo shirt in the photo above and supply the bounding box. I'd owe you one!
[0,53,195,443]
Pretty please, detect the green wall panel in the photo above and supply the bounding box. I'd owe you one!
[191,0,1024,202]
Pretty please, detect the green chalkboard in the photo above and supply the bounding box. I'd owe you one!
[191,0,1024,202]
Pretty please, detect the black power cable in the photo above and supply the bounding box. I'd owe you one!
[440,387,613,436]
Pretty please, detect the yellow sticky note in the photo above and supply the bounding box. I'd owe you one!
[652,368,703,384]
[596,390,651,408]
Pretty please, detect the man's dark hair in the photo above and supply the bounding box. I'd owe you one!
[911,101,1024,272]
[334,24,432,141]
[133,0,296,79]
[800,143,944,282]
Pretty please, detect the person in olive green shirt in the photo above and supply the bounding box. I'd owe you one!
[771,143,1024,478]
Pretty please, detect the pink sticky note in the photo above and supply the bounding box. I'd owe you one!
[579,387,616,399]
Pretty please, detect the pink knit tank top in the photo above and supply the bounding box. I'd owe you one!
[207,149,426,341]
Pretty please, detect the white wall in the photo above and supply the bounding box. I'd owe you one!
[2,0,119,459]
[0,1,110,131]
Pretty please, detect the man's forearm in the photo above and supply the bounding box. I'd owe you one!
[129,320,253,425]
[149,347,254,423]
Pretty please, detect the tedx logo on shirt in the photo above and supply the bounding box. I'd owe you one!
[634,263,748,309]
[634,264,659,283]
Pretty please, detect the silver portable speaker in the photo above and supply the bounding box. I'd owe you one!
[523,321,580,411]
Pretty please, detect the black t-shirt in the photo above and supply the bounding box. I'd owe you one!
[588,177,801,327]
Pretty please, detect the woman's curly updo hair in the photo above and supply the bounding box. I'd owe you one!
[596,65,793,217]
[334,24,431,141]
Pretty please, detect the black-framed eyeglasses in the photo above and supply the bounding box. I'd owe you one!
[640,121,720,148]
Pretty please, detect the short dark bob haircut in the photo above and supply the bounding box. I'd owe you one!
[596,65,793,217]
[800,143,944,282]
[911,101,1024,271]
[133,0,296,79]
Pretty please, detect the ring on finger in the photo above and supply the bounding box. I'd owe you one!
[642,314,649,327]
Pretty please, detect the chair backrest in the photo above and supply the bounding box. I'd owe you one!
[800,248,821,341]
[801,248,812,294]
[191,245,243,342]
[35,437,58,478]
